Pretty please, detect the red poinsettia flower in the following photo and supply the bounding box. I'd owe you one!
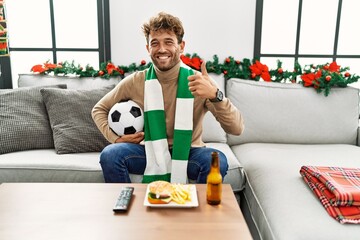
[180,54,190,65]
[106,62,118,74]
[301,70,322,87]
[31,64,46,73]
[249,61,271,82]
[105,62,125,75]
[191,57,202,70]
[328,61,340,73]
[0,42,7,49]
[180,54,202,70]
[44,63,60,70]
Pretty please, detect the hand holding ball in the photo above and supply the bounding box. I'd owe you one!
[108,100,144,136]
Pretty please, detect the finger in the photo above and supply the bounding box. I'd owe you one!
[188,71,201,81]
[136,132,145,139]
[187,75,196,81]
[188,79,199,87]
[189,86,196,93]
[201,61,208,76]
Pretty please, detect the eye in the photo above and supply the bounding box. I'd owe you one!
[150,41,159,47]
[165,40,174,45]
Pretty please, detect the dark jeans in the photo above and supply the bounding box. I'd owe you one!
[99,143,228,183]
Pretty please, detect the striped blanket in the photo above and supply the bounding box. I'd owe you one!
[300,166,360,224]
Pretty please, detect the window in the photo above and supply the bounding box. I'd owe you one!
[5,0,110,88]
[255,0,360,87]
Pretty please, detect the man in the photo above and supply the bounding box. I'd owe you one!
[92,12,244,184]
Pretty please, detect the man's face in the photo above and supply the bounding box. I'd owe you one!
[146,30,184,71]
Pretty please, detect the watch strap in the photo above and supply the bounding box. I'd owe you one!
[209,88,223,102]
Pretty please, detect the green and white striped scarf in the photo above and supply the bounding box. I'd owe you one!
[142,62,194,184]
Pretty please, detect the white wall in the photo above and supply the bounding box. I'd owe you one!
[109,0,256,65]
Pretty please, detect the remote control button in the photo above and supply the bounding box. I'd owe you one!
[113,187,134,212]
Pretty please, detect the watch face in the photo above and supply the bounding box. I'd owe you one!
[210,89,223,102]
[217,90,223,100]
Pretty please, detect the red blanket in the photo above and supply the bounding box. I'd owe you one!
[300,166,360,224]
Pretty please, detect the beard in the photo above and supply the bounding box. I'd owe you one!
[150,49,181,71]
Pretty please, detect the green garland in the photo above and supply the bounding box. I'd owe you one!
[31,60,152,79]
[31,53,360,96]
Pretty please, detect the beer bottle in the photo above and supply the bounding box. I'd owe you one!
[206,151,222,205]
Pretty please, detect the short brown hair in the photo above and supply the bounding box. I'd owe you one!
[142,12,184,44]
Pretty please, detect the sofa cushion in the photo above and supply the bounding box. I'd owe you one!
[0,143,244,191]
[0,149,145,183]
[0,84,67,155]
[226,79,360,146]
[0,149,104,182]
[40,86,114,154]
[0,146,242,187]
[233,143,360,240]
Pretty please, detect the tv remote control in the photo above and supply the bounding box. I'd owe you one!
[113,186,134,212]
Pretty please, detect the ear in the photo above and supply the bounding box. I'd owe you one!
[179,41,185,54]
[146,44,150,53]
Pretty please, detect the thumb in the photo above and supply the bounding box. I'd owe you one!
[200,61,208,76]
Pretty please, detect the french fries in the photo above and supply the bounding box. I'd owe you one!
[170,184,192,204]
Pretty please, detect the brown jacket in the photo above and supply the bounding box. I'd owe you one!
[92,61,244,146]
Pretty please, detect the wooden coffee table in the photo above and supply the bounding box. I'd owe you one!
[0,183,252,240]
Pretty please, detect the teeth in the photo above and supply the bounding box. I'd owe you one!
[158,56,169,59]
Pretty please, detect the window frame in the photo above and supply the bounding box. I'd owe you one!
[2,0,111,89]
[254,0,360,64]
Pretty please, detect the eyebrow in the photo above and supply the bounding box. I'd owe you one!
[164,38,175,42]
[150,37,175,44]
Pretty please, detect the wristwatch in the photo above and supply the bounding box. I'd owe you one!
[209,88,224,102]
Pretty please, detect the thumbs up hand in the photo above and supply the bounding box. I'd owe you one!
[187,61,218,99]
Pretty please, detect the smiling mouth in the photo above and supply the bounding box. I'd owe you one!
[157,55,170,60]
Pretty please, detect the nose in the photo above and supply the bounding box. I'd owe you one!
[158,42,166,52]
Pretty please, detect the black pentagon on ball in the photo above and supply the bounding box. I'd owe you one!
[130,106,142,118]
[124,126,137,135]
[111,110,121,122]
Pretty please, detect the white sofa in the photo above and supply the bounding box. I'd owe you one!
[226,79,360,240]
[2,73,360,239]
[0,73,244,193]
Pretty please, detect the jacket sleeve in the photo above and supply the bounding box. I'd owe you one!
[91,75,136,143]
[205,97,244,136]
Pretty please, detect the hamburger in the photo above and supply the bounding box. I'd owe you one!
[147,180,173,204]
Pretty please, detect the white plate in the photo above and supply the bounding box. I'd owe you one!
[143,184,199,208]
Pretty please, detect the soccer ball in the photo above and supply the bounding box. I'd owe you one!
[108,100,144,136]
